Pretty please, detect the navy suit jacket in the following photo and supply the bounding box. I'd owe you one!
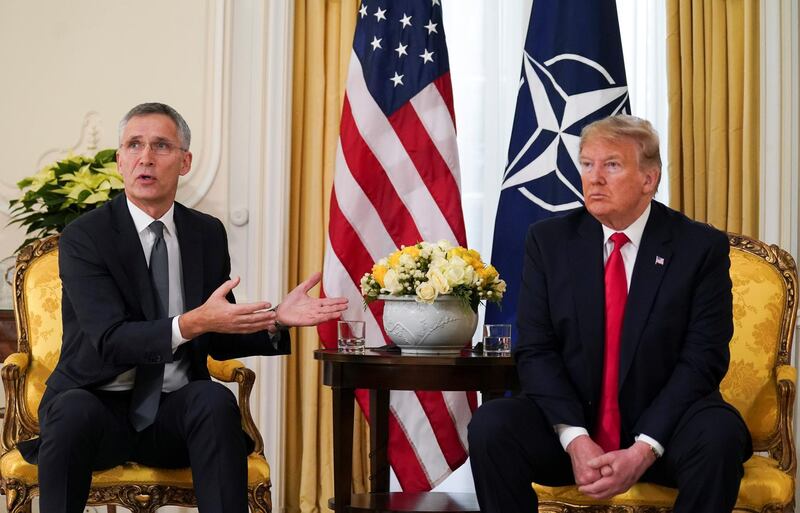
[514,201,736,447]
[20,193,289,462]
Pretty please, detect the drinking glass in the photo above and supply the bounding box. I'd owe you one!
[482,324,511,355]
[337,320,366,352]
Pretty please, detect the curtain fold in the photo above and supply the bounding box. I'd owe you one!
[666,0,759,236]
[284,1,368,512]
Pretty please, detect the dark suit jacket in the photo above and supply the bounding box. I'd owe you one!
[20,193,289,461]
[514,201,735,447]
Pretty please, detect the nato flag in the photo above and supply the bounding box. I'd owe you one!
[486,0,631,344]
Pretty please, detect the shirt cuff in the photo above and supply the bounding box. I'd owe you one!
[635,434,664,457]
[555,424,589,451]
[171,315,190,352]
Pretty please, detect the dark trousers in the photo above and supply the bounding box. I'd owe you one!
[468,395,752,513]
[37,380,249,513]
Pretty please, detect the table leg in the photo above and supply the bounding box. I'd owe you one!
[332,385,355,512]
[369,389,390,492]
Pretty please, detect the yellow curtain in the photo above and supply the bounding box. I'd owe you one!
[666,0,759,236]
[284,1,369,512]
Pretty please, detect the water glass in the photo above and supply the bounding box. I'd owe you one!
[483,324,511,355]
[337,320,366,352]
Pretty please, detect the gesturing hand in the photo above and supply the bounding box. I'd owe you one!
[275,272,348,327]
[180,277,278,339]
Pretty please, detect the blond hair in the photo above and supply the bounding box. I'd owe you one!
[580,114,662,173]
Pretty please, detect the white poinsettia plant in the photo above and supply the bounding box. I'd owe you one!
[360,240,506,312]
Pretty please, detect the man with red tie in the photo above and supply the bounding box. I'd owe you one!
[468,115,751,513]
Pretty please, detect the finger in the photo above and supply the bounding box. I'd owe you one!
[587,453,613,469]
[226,302,273,316]
[213,277,240,298]
[298,272,322,293]
[600,464,613,477]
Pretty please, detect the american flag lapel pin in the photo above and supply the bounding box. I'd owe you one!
[655,256,665,266]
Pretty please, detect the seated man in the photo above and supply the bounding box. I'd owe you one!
[468,114,751,513]
[18,102,348,513]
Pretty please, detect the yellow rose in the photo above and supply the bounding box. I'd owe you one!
[415,281,438,303]
[388,250,402,267]
[372,264,388,287]
[478,265,499,282]
[401,245,421,258]
[426,269,451,294]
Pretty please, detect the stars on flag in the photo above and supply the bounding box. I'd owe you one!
[390,72,404,87]
[356,1,447,104]
[395,42,408,57]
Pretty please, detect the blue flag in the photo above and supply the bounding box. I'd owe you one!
[486,0,630,341]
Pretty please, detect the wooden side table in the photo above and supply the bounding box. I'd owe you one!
[315,348,519,513]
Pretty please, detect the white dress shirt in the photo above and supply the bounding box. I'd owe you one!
[556,203,665,457]
[96,199,190,392]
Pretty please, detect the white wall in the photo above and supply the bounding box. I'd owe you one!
[0,0,293,510]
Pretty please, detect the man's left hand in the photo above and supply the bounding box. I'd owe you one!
[274,272,348,328]
[576,441,657,499]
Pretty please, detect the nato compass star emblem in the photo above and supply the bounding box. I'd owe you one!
[502,52,629,212]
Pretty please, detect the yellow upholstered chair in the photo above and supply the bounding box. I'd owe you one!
[0,235,273,512]
[534,233,798,513]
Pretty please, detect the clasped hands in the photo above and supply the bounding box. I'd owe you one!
[566,435,657,499]
[179,272,348,339]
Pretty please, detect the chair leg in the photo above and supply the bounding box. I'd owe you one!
[248,482,272,513]
[4,480,33,513]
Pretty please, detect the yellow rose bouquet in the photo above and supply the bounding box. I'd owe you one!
[360,240,506,312]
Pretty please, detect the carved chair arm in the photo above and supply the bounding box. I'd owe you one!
[775,364,796,473]
[207,357,265,456]
[2,352,31,453]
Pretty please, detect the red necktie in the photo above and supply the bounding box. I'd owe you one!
[594,232,629,452]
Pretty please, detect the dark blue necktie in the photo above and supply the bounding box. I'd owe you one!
[130,220,168,431]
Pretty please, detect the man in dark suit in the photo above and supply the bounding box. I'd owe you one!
[468,115,751,513]
[20,102,348,513]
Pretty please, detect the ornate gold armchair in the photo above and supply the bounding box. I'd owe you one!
[0,235,273,513]
[533,233,797,512]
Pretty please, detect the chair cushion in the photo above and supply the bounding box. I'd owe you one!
[533,455,793,510]
[723,249,786,441]
[21,249,63,422]
[1,449,270,488]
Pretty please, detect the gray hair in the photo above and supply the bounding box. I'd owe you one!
[118,102,191,150]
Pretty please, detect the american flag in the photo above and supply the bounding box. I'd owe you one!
[318,0,475,491]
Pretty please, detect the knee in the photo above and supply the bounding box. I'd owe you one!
[40,389,104,442]
[181,381,240,420]
[468,399,522,452]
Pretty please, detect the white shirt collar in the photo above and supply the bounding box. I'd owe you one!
[126,198,177,237]
[601,202,652,249]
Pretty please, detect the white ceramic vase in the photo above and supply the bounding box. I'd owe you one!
[380,295,478,354]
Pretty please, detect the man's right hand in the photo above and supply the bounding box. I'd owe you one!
[566,435,607,486]
[179,277,277,339]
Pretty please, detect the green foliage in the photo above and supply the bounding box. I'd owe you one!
[8,149,123,251]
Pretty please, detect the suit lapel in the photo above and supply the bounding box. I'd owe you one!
[110,194,158,320]
[618,202,672,389]
[174,204,204,312]
[567,212,606,398]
